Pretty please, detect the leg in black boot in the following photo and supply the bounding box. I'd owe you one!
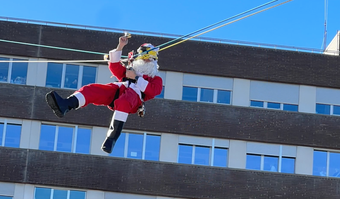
[45,91,79,118]
[101,120,125,154]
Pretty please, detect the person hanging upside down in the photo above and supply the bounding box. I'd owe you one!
[45,35,163,154]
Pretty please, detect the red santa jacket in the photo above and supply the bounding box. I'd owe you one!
[108,61,163,102]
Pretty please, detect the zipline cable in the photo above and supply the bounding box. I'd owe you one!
[160,0,292,52]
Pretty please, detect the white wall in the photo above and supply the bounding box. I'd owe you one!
[164,72,183,100]
[232,78,250,106]
[298,85,316,113]
[159,134,179,162]
[295,146,314,175]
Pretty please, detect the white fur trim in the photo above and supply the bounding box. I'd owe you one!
[109,49,122,63]
[114,81,129,88]
[72,92,85,108]
[135,77,149,92]
[129,83,142,99]
[113,110,128,122]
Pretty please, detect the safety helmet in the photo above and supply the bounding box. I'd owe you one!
[135,43,159,61]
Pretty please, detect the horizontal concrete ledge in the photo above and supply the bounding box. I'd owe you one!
[1,147,340,198]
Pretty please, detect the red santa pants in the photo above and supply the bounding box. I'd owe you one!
[77,83,142,114]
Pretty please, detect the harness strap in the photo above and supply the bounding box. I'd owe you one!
[109,88,120,109]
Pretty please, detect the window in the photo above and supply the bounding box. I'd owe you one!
[0,57,28,84]
[110,132,161,161]
[246,154,295,173]
[0,196,12,199]
[315,103,340,116]
[0,121,21,148]
[182,86,231,104]
[155,86,164,99]
[39,124,91,154]
[46,63,96,89]
[313,150,340,177]
[250,100,298,112]
[34,187,85,199]
[178,144,228,167]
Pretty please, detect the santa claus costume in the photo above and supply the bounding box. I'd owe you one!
[45,40,163,154]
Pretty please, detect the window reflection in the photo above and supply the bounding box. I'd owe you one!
[0,58,9,83]
[200,88,214,103]
[82,66,96,86]
[39,124,91,154]
[194,146,210,166]
[281,157,295,173]
[213,148,228,167]
[127,133,143,159]
[57,126,73,152]
[263,156,278,172]
[316,103,331,115]
[178,144,193,164]
[34,187,86,199]
[313,150,327,176]
[217,90,231,104]
[250,100,264,107]
[246,154,261,170]
[5,124,21,148]
[11,59,28,85]
[145,134,160,161]
[64,64,79,89]
[111,133,126,158]
[182,86,198,102]
[46,63,63,88]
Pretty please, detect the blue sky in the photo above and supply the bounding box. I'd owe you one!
[0,0,339,50]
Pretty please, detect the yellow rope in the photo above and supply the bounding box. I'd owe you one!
[159,0,292,52]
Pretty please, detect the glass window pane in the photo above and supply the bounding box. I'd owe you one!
[267,102,280,109]
[0,123,4,146]
[178,144,193,164]
[57,126,73,152]
[213,148,228,167]
[64,64,79,89]
[194,146,210,166]
[155,86,164,99]
[145,134,160,161]
[34,187,51,199]
[182,86,198,102]
[313,150,327,176]
[217,90,231,104]
[70,191,86,199]
[246,154,261,170]
[200,88,214,103]
[111,132,126,158]
[0,196,12,199]
[250,100,264,107]
[46,63,63,88]
[75,128,91,154]
[329,152,340,178]
[82,66,96,86]
[283,104,298,112]
[333,105,340,115]
[263,156,278,172]
[281,157,295,174]
[127,133,143,159]
[39,124,56,151]
[0,57,9,82]
[4,124,21,148]
[53,189,67,199]
[11,59,28,84]
[316,103,330,115]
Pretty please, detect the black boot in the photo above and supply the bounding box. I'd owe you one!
[45,91,79,118]
[101,120,125,154]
